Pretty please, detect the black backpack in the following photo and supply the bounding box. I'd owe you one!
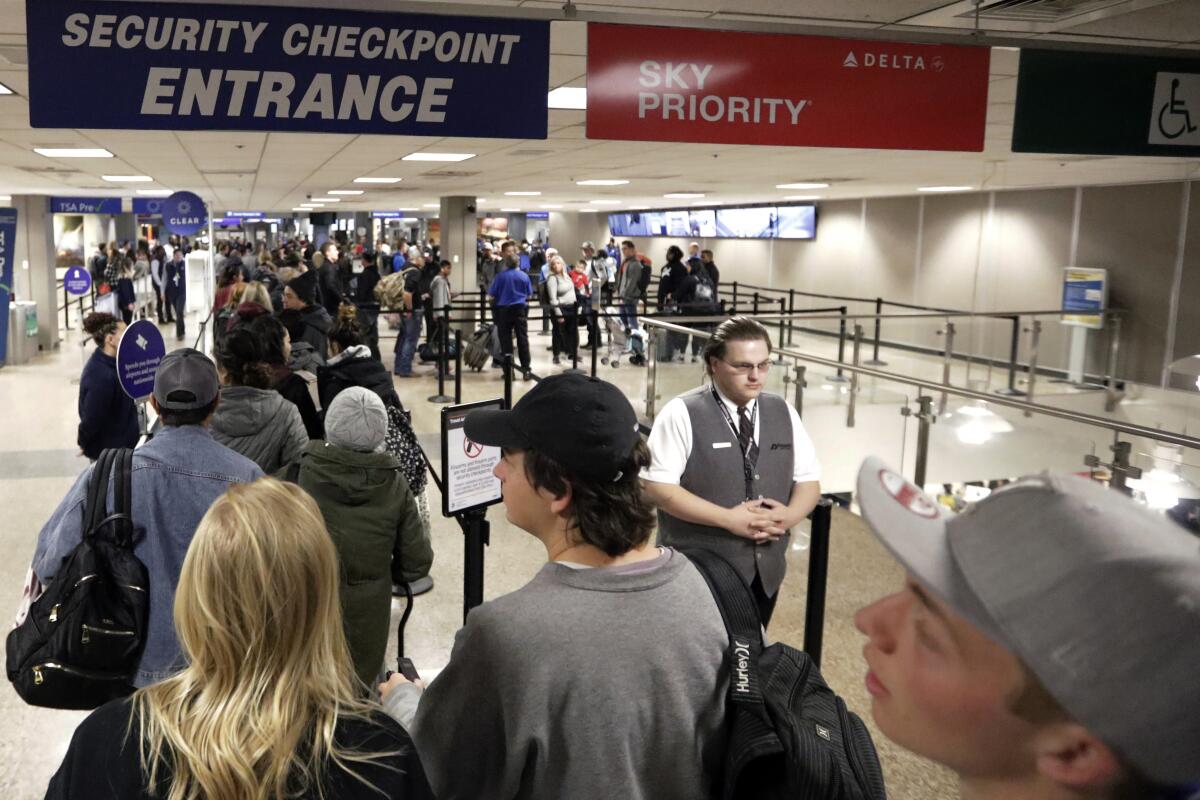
[6,449,149,709]
[636,256,653,295]
[684,548,887,800]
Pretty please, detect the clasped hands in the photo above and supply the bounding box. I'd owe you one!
[725,498,791,542]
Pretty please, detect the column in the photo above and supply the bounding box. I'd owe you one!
[11,195,60,353]
[439,196,478,296]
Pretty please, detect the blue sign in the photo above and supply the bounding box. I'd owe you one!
[228,211,263,218]
[0,207,16,365]
[372,211,408,219]
[51,197,121,215]
[526,211,549,219]
[64,265,92,296]
[116,319,166,400]
[1062,267,1107,330]
[162,191,207,235]
[133,198,165,215]
[25,0,550,140]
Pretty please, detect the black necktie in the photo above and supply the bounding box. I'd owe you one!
[738,406,758,467]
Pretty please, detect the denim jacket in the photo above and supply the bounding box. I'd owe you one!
[33,425,263,687]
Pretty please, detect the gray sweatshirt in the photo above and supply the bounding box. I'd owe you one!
[546,272,576,316]
[384,548,728,800]
[618,257,644,301]
[431,273,451,317]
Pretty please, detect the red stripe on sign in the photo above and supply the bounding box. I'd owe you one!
[586,24,989,152]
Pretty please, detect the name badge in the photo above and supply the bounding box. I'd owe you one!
[712,442,733,449]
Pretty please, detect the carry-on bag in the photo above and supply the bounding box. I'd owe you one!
[683,547,887,800]
[7,449,149,709]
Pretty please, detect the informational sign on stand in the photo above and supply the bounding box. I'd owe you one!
[0,207,17,367]
[116,319,166,401]
[441,399,503,517]
[162,191,208,236]
[1062,267,1107,329]
[64,265,92,296]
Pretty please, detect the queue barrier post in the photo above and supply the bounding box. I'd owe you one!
[803,499,833,668]
[454,328,463,404]
[865,297,887,366]
[503,353,513,410]
[645,326,658,418]
[732,281,739,313]
[775,298,787,363]
[1104,315,1123,413]
[911,395,936,487]
[847,324,863,428]
[995,315,1026,397]
[427,304,454,404]
[787,289,796,346]
[827,306,850,383]
[62,282,70,329]
[1024,320,1042,417]
[938,320,956,416]
[752,292,761,316]
[458,509,490,624]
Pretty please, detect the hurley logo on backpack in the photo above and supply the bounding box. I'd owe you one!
[6,449,149,709]
[683,547,887,800]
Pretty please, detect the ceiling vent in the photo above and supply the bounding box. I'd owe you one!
[965,0,1131,23]
[19,165,82,175]
[422,170,480,179]
[907,0,1171,32]
[201,170,257,176]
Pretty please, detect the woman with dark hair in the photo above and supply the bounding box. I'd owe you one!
[317,304,401,413]
[212,261,244,318]
[247,313,323,440]
[116,257,137,325]
[77,312,140,460]
[210,326,308,473]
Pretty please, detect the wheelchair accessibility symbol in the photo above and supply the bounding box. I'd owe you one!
[1149,72,1200,146]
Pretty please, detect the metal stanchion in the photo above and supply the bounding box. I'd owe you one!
[645,327,658,418]
[847,325,863,428]
[793,365,807,418]
[775,298,786,363]
[459,509,489,623]
[428,305,453,404]
[996,315,1026,397]
[731,281,739,312]
[1104,315,1122,413]
[909,396,936,487]
[803,499,833,667]
[503,353,513,409]
[752,292,760,315]
[63,283,70,329]
[1024,320,1041,417]
[454,328,463,404]
[591,310,600,377]
[865,297,887,366]
[938,320,956,416]
[827,306,850,383]
[787,289,796,346]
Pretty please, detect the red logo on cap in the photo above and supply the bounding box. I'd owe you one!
[878,469,940,519]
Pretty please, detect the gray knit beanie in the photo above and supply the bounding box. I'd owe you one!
[325,387,388,453]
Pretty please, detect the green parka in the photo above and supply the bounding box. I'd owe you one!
[287,440,433,687]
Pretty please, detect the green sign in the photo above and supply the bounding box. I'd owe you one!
[24,305,37,337]
[1013,49,1200,157]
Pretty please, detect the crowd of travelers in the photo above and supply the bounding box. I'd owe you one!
[29,231,1200,800]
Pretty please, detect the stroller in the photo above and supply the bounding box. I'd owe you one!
[601,308,646,368]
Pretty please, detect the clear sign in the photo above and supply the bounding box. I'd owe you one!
[1061,267,1107,330]
[64,265,92,295]
[26,0,550,140]
[162,191,208,236]
[116,319,166,400]
[441,399,503,517]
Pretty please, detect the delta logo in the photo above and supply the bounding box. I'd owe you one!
[843,51,945,72]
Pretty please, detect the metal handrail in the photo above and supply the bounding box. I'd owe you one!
[639,317,1200,451]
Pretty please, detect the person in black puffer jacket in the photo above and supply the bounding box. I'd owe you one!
[318,304,402,414]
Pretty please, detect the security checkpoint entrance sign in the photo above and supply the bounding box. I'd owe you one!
[116,320,166,401]
[441,399,503,517]
[586,23,989,151]
[25,0,550,140]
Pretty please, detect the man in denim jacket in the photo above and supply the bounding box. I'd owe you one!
[32,349,262,687]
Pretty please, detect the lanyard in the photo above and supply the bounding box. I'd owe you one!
[711,388,758,498]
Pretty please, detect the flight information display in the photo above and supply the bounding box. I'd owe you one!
[609,204,814,239]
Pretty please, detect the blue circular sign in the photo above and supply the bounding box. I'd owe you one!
[116,319,166,401]
[162,191,208,236]
[64,266,91,296]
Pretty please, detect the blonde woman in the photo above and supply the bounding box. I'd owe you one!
[46,478,433,800]
[546,254,578,365]
[239,279,275,313]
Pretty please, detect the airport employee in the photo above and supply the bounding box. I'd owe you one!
[643,316,821,626]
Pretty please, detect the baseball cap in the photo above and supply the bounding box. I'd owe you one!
[153,348,220,411]
[855,457,1200,785]
[581,240,595,250]
[465,374,640,483]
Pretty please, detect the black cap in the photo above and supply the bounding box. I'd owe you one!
[465,374,641,482]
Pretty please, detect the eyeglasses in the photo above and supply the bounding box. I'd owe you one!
[720,359,772,375]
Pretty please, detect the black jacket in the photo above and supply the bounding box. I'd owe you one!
[657,258,688,309]
[318,262,345,317]
[317,346,402,414]
[297,304,332,361]
[271,366,323,440]
[77,349,140,460]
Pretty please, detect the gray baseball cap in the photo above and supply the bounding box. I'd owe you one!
[153,348,220,411]
[856,456,1200,785]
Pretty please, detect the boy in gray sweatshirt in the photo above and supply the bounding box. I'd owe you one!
[381,374,729,800]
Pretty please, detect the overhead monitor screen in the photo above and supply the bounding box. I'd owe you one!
[607,213,627,236]
[665,210,692,237]
[641,211,668,236]
[717,206,777,238]
[688,209,717,237]
[776,205,817,239]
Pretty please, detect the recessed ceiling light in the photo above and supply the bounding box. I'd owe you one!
[34,147,114,158]
[576,179,629,186]
[401,152,476,162]
[312,197,341,202]
[784,195,821,201]
[501,208,522,212]
[0,83,13,96]
[327,190,364,195]
[540,204,563,209]
[102,175,153,182]
[353,177,402,184]
[918,185,974,193]
[292,207,311,211]
[589,200,621,205]
[776,182,829,190]
[301,202,325,207]
[136,189,173,196]
[664,193,704,199]
[476,198,488,203]
[548,86,587,110]
[0,195,11,203]
[423,203,440,208]
[504,191,541,196]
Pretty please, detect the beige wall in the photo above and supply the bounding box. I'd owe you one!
[578,181,1200,386]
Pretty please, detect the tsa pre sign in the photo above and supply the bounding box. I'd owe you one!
[25,0,549,139]
[586,24,989,151]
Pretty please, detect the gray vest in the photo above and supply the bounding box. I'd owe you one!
[656,387,795,595]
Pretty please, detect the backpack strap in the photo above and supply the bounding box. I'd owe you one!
[682,548,769,711]
[83,449,117,537]
[112,449,134,547]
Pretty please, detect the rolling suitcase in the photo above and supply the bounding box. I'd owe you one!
[464,324,495,371]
